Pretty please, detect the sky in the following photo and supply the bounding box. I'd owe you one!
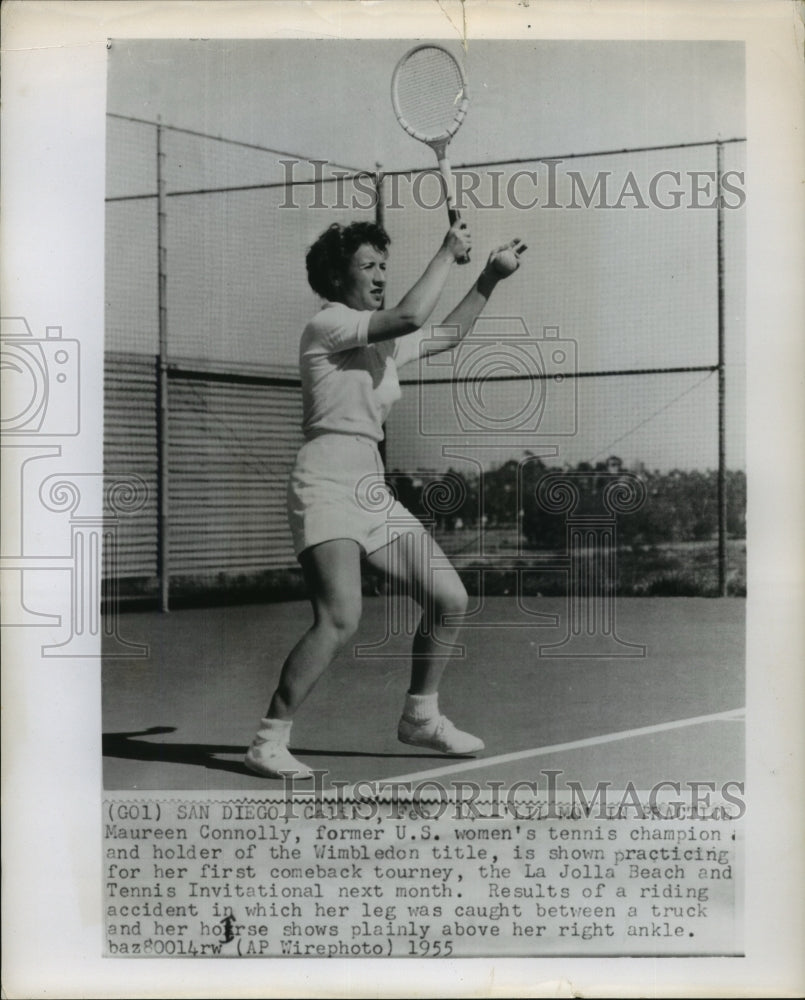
[106,38,746,471]
[107,38,744,171]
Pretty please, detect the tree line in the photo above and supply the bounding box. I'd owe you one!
[387,456,746,549]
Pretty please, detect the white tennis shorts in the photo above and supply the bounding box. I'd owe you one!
[287,433,423,558]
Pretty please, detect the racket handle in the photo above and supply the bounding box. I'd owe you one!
[436,149,469,265]
[447,207,470,264]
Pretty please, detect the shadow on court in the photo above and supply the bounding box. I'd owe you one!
[102,596,745,790]
[102,726,450,778]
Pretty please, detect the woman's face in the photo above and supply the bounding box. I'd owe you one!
[340,243,387,311]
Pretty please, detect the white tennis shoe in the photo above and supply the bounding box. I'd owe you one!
[244,738,313,780]
[398,714,484,755]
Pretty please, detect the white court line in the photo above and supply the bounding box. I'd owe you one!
[369,707,746,788]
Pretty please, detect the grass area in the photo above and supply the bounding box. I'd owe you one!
[615,540,746,597]
[439,535,746,598]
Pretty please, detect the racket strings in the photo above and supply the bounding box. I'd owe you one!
[394,48,466,139]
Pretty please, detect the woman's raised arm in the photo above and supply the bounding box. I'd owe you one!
[419,238,527,356]
[366,223,472,343]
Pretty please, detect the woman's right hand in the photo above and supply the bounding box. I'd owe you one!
[442,221,472,262]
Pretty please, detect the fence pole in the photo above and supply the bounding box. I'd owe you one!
[156,120,170,612]
[375,161,385,231]
[375,163,387,468]
[716,141,727,596]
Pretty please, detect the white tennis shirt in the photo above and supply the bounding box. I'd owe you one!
[299,302,424,443]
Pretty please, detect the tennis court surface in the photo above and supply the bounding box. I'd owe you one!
[102,596,744,791]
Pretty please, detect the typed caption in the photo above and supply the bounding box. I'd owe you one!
[104,787,742,958]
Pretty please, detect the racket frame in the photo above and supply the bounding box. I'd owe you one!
[390,44,470,233]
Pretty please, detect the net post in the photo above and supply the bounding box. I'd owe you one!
[716,141,727,597]
[156,119,170,612]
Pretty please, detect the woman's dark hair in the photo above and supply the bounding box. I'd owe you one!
[306,222,391,301]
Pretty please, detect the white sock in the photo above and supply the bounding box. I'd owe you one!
[403,692,438,724]
[253,717,292,745]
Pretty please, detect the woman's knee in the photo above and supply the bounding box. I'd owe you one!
[318,596,362,645]
[432,576,468,619]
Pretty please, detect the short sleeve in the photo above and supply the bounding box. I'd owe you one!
[305,302,372,354]
[392,329,426,370]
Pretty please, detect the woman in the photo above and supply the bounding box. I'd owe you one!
[245,219,526,778]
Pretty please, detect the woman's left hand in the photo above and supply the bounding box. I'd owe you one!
[484,238,528,279]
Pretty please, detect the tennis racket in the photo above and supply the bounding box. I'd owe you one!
[391,44,470,262]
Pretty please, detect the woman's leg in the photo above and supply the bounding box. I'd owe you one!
[245,538,362,778]
[268,538,363,718]
[366,528,483,755]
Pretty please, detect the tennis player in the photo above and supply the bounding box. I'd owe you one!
[245,220,525,778]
